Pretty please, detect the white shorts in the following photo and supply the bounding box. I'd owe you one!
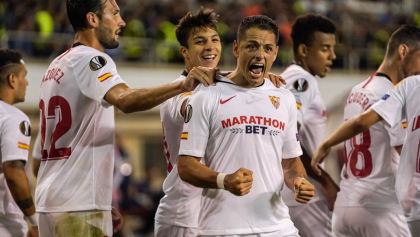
[38,210,112,237]
[407,219,420,237]
[333,206,410,237]
[154,220,198,237]
[0,214,28,237]
[288,200,332,237]
[199,227,300,237]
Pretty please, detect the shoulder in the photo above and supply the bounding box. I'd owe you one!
[0,103,30,132]
[68,46,115,72]
[282,65,318,93]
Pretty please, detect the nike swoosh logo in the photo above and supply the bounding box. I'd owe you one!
[220,95,237,104]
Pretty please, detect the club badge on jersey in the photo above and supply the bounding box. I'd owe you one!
[269,95,280,109]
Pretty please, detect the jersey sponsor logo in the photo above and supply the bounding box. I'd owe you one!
[221,115,285,131]
[181,132,188,140]
[245,96,262,104]
[296,101,302,110]
[89,56,107,71]
[179,91,192,99]
[293,78,308,92]
[269,95,280,109]
[381,94,390,100]
[220,95,236,104]
[184,104,193,123]
[98,72,113,82]
[18,142,29,150]
[19,121,31,136]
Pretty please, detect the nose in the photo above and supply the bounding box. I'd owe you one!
[119,17,126,28]
[330,49,336,60]
[255,46,264,60]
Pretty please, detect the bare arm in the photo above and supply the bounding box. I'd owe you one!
[105,66,216,113]
[395,145,403,155]
[311,108,382,175]
[178,155,253,196]
[282,157,315,204]
[32,159,41,178]
[3,160,35,216]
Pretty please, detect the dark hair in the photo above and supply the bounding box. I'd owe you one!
[387,25,420,56]
[175,8,218,48]
[66,0,106,32]
[0,49,23,83]
[237,15,279,44]
[291,13,336,54]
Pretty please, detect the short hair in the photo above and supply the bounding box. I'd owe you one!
[387,25,420,56]
[66,0,106,32]
[0,49,23,84]
[175,8,218,48]
[237,15,279,44]
[291,13,336,54]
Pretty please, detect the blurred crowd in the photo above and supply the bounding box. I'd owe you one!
[1,0,420,69]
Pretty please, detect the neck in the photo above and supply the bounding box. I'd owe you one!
[74,30,105,52]
[377,57,400,85]
[0,91,14,105]
[293,57,312,75]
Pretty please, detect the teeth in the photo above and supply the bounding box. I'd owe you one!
[253,63,264,66]
[203,55,216,59]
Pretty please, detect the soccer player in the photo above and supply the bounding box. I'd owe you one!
[329,25,420,237]
[312,25,420,237]
[178,15,315,236]
[0,49,38,237]
[155,8,285,236]
[280,13,338,237]
[35,0,216,236]
[154,8,221,237]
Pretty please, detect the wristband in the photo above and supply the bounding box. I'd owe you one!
[25,213,38,227]
[217,173,227,189]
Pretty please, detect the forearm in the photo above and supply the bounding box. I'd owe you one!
[282,157,307,191]
[4,167,35,216]
[108,82,186,113]
[301,147,332,184]
[178,155,219,189]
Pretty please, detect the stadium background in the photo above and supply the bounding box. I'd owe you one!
[2,0,419,236]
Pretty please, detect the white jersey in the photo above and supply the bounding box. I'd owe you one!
[155,72,202,228]
[35,44,125,212]
[280,64,327,206]
[371,75,420,221]
[337,73,405,210]
[0,101,31,229]
[179,77,302,235]
[32,130,41,160]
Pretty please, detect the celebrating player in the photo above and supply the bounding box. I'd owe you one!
[34,0,216,236]
[178,15,315,236]
[280,13,338,237]
[312,25,420,237]
[0,49,38,237]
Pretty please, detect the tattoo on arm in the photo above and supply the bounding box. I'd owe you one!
[5,160,25,170]
[16,198,34,210]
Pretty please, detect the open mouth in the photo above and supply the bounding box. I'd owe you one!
[249,63,264,78]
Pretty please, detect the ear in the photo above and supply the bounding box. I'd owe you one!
[180,46,189,59]
[233,40,239,58]
[6,73,17,89]
[398,44,409,60]
[297,44,308,58]
[86,12,99,28]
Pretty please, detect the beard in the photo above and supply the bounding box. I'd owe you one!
[95,22,119,49]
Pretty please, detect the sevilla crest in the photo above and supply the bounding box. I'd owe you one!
[269,95,280,109]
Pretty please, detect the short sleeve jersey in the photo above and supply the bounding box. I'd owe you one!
[35,44,125,212]
[0,101,31,218]
[280,64,327,206]
[179,77,302,235]
[155,73,202,228]
[337,73,405,210]
[371,75,420,221]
